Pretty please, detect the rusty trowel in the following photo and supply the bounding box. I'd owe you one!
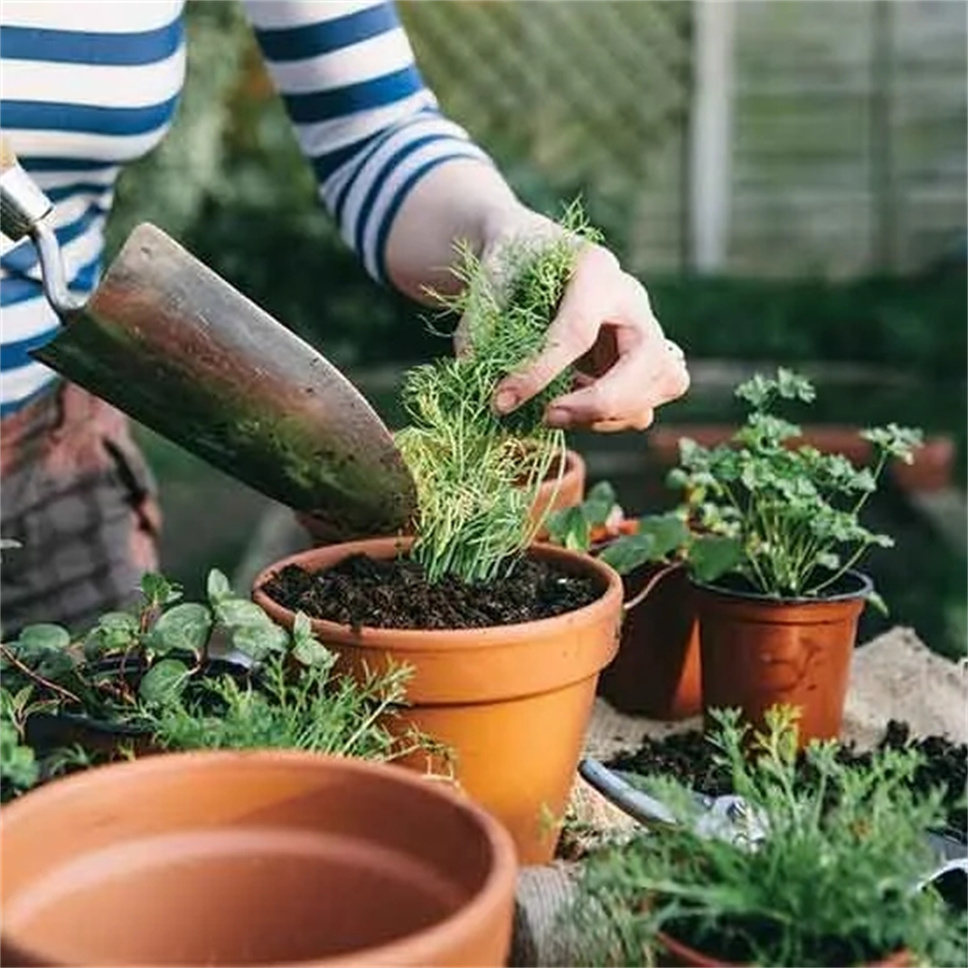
[0,142,416,539]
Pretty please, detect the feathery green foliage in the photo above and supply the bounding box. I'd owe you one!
[396,200,602,583]
[566,706,966,967]
[143,650,434,764]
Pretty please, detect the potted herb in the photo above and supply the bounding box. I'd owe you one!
[590,369,920,743]
[544,482,702,720]
[254,204,625,864]
[1,569,426,771]
[567,706,966,968]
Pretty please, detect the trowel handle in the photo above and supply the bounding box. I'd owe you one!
[0,136,83,316]
[0,137,54,243]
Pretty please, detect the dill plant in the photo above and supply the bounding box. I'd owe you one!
[396,201,602,584]
[565,707,966,968]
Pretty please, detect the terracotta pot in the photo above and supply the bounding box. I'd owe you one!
[529,448,586,537]
[656,929,909,967]
[253,538,623,865]
[891,435,954,494]
[0,750,517,967]
[299,448,587,546]
[597,563,702,720]
[693,571,871,746]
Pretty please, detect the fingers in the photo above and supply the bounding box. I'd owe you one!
[492,245,622,415]
[544,289,690,431]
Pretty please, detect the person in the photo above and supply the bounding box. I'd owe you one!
[0,0,689,637]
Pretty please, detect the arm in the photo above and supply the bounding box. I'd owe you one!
[243,0,688,430]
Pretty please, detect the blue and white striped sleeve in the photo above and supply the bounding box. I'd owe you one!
[242,0,495,285]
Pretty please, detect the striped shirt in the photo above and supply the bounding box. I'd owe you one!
[0,0,491,417]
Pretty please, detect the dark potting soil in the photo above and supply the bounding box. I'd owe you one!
[259,554,600,631]
[606,719,968,839]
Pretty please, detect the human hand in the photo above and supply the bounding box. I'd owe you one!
[458,210,690,433]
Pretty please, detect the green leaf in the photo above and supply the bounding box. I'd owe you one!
[232,623,289,661]
[544,505,590,551]
[83,612,140,659]
[582,481,618,527]
[292,635,335,669]
[138,659,191,705]
[215,598,273,628]
[290,611,334,669]
[141,573,182,607]
[636,513,689,559]
[865,587,889,617]
[598,533,657,574]
[206,569,233,603]
[688,535,744,584]
[147,603,212,656]
[36,649,78,682]
[15,624,71,653]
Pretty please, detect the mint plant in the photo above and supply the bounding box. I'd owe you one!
[2,569,363,722]
[396,200,601,584]
[566,706,966,967]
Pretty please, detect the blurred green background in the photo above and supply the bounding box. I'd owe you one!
[105,2,966,658]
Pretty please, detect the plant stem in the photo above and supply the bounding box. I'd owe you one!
[0,645,82,706]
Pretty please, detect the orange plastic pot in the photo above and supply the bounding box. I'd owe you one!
[0,750,517,968]
[253,538,623,865]
[656,930,909,967]
[597,563,702,720]
[692,572,871,745]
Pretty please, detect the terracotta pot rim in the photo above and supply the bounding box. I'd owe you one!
[656,928,909,967]
[691,568,872,607]
[252,537,623,651]
[0,749,518,968]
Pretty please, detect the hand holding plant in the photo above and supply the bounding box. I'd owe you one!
[396,201,600,584]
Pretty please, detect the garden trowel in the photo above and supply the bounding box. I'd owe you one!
[0,142,417,539]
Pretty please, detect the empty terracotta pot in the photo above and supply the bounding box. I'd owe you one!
[253,538,623,865]
[597,563,702,720]
[656,929,909,967]
[0,750,517,967]
[693,572,871,746]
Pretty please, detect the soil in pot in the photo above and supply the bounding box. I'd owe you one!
[260,553,599,630]
[253,538,623,865]
[605,719,968,840]
[0,751,517,968]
